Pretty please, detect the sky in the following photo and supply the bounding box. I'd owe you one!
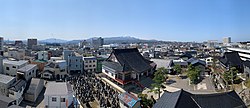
[0,0,250,42]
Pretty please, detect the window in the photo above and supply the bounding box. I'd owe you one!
[12,66,16,68]
[76,59,78,62]
[60,98,65,102]
[6,67,9,70]
[89,61,92,63]
[93,65,95,67]
[93,60,95,62]
[89,65,92,67]
[52,97,57,102]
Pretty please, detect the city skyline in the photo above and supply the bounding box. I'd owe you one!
[1,0,250,42]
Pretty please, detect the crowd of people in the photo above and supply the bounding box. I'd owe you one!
[70,73,120,108]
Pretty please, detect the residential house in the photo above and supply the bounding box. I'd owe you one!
[42,60,68,80]
[153,89,246,108]
[25,78,44,102]
[3,60,28,77]
[0,74,15,96]
[44,82,73,108]
[102,48,155,85]
[83,56,97,72]
[8,79,26,105]
[17,64,38,81]
[118,92,141,108]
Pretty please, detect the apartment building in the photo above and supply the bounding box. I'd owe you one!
[3,60,28,77]
[83,56,97,72]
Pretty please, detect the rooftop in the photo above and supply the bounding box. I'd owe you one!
[0,74,15,84]
[45,82,72,96]
[17,64,37,72]
[3,60,28,66]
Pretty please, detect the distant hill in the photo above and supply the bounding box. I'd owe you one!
[39,36,159,44]
[39,38,67,43]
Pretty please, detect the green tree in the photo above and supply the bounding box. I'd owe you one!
[187,65,201,84]
[138,93,154,108]
[150,67,168,99]
[223,67,238,84]
[173,64,182,75]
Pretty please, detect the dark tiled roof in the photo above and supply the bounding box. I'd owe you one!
[153,90,199,108]
[9,80,26,92]
[110,48,152,73]
[243,60,250,68]
[153,89,246,108]
[180,53,193,59]
[102,61,123,72]
[219,52,242,67]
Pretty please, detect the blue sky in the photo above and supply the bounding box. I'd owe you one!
[0,0,250,42]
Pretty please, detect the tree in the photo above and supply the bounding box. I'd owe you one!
[150,67,168,99]
[173,64,182,75]
[138,93,154,108]
[223,67,238,84]
[187,65,201,84]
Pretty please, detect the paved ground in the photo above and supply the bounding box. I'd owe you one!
[167,75,216,94]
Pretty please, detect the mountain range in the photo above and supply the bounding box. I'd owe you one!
[39,36,158,44]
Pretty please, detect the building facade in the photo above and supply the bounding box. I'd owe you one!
[3,60,28,77]
[17,64,38,81]
[83,56,97,72]
[44,82,73,108]
[27,38,37,49]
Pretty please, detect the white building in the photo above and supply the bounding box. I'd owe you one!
[0,74,15,96]
[8,79,26,105]
[3,60,28,77]
[44,82,73,108]
[43,60,68,80]
[17,64,38,81]
[8,49,25,60]
[38,51,49,61]
[83,56,97,72]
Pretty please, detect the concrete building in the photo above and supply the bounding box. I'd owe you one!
[14,40,23,46]
[3,60,28,77]
[27,38,37,49]
[8,79,26,105]
[44,82,73,108]
[0,74,15,96]
[63,50,74,61]
[223,37,231,45]
[25,78,44,102]
[17,64,38,81]
[8,49,25,60]
[68,56,83,74]
[92,37,104,49]
[83,56,97,72]
[38,51,49,61]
